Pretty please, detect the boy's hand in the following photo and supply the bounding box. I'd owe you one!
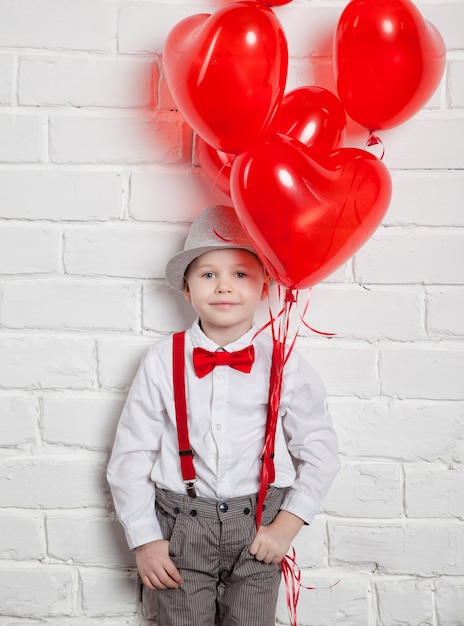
[249,510,304,564]
[134,540,184,590]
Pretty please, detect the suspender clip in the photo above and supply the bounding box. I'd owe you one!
[185,480,197,499]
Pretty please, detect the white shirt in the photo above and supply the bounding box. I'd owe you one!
[107,320,340,549]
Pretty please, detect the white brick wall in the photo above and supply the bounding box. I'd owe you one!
[0,1,462,624]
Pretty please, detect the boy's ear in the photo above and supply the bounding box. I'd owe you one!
[260,274,271,300]
[184,279,192,303]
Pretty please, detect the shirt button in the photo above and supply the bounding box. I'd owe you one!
[219,503,229,513]
[216,424,222,430]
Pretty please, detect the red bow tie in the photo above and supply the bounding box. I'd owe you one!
[193,345,255,379]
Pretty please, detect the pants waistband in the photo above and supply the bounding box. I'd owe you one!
[155,486,284,521]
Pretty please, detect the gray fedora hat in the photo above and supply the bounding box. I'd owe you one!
[165,205,256,291]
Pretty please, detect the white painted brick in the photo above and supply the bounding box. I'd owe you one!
[0,456,108,508]
[448,59,464,107]
[0,336,94,389]
[0,115,43,163]
[405,464,464,520]
[380,342,464,400]
[333,398,464,463]
[427,287,464,337]
[118,3,216,55]
[0,226,60,275]
[0,171,122,221]
[276,574,369,626]
[19,57,152,108]
[323,463,402,518]
[63,224,185,279]
[97,337,154,391]
[354,228,464,285]
[42,394,124,449]
[0,55,14,104]
[330,520,464,575]
[0,564,75,617]
[288,516,326,568]
[298,341,379,398]
[129,169,228,222]
[80,568,138,616]
[301,284,423,341]
[420,3,464,51]
[278,5,342,58]
[49,113,191,165]
[0,397,39,446]
[0,512,45,560]
[47,512,133,567]
[2,279,138,331]
[387,170,464,227]
[375,578,434,626]
[382,117,464,170]
[436,578,464,626]
[0,0,115,51]
[143,283,196,333]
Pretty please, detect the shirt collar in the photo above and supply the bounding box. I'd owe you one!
[187,318,258,352]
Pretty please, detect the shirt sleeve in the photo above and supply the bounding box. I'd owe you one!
[106,348,166,550]
[279,350,341,524]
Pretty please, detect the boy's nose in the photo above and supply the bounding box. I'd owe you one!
[216,279,232,292]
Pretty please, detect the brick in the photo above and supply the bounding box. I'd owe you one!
[332,398,464,463]
[330,520,464,575]
[129,169,227,222]
[436,577,464,626]
[323,462,402,518]
[80,568,138,616]
[0,0,114,51]
[298,341,379,398]
[0,397,39,446]
[0,55,14,104]
[380,342,464,400]
[0,115,43,163]
[427,287,464,337]
[301,284,423,341]
[420,3,464,50]
[354,228,464,284]
[0,512,45,560]
[19,56,152,108]
[375,578,434,626]
[143,283,196,333]
[49,113,191,165]
[97,337,154,390]
[0,226,60,274]
[118,3,209,54]
[449,59,464,107]
[0,564,74,617]
[276,574,369,626]
[63,224,185,279]
[0,170,122,221]
[0,335,94,390]
[47,512,133,567]
[288,516,326,568]
[405,464,464,519]
[382,117,464,170]
[42,394,124,450]
[278,5,342,58]
[2,279,138,331]
[387,170,464,227]
[0,456,108,508]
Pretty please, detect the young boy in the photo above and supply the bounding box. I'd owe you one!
[107,205,340,626]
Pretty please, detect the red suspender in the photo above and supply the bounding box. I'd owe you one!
[172,331,197,498]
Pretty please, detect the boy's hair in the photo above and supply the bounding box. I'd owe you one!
[165,205,256,292]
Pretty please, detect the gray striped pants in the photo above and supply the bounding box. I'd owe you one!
[154,486,285,626]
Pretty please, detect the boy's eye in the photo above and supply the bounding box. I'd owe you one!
[235,272,247,278]
[203,272,215,279]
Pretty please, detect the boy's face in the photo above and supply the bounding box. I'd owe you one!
[184,248,269,345]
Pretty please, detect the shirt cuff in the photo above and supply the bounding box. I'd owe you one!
[280,487,322,525]
[123,517,164,551]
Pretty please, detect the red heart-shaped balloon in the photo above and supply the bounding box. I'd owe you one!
[334,0,446,130]
[197,86,346,196]
[230,133,392,289]
[163,2,288,154]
